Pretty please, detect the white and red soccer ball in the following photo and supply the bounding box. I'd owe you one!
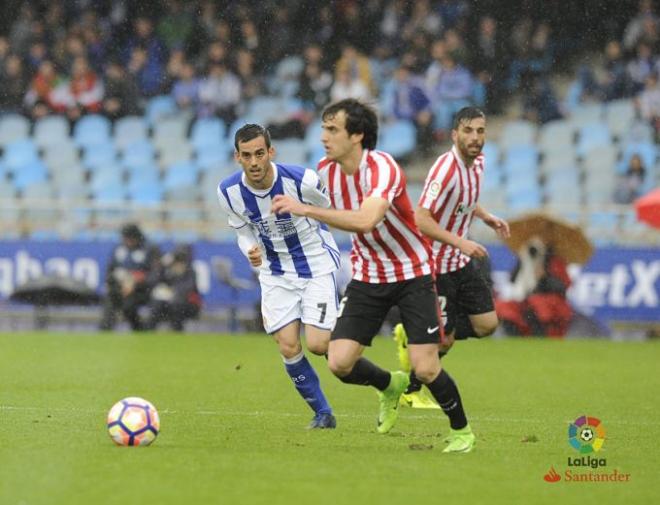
[107,397,160,446]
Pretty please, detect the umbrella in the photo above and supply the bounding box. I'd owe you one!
[10,275,100,306]
[634,188,660,229]
[503,212,594,264]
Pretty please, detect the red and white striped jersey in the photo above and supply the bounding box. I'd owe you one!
[418,146,485,274]
[318,149,432,284]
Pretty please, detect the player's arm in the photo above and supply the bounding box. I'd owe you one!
[217,188,262,267]
[415,206,488,258]
[474,204,510,239]
[271,194,388,233]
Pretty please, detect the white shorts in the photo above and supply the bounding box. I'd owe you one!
[260,272,339,334]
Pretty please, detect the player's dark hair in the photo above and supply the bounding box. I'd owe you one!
[452,106,486,130]
[322,99,378,150]
[234,123,271,151]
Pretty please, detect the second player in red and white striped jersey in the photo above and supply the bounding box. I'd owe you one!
[418,145,484,274]
[317,149,432,283]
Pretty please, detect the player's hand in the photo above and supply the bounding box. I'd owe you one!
[271,195,307,216]
[457,238,488,258]
[482,213,510,239]
[247,245,262,267]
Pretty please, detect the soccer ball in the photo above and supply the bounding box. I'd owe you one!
[107,397,160,446]
[580,427,594,442]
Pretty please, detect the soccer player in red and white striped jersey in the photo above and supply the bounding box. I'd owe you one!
[417,106,509,349]
[272,99,475,451]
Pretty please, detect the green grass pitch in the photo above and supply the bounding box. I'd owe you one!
[0,332,658,505]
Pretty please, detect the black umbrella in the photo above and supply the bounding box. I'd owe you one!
[10,275,100,306]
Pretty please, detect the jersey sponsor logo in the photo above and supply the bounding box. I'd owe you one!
[251,217,299,239]
[454,202,477,216]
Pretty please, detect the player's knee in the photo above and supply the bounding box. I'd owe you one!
[474,317,498,338]
[414,364,441,384]
[278,341,303,359]
[327,357,351,378]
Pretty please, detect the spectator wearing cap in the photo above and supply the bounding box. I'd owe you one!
[99,224,161,332]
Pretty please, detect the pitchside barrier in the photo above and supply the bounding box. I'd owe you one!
[0,241,658,333]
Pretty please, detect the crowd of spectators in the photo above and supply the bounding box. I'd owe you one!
[0,0,643,149]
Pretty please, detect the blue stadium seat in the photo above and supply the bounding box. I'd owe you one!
[126,163,160,186]
[506,186,543,212]
[502,145,539,179]
[121,140,156,167]
[0,114,30,146]
[145,95,177,126]
[12,159,48,191]
[498,120,538,149]
[575,123,612,158]
[114,116,148,148]
[605,99,636,139]
[568,103,603,131]
[73,115,112,148]
[33,115,70,148]
[89,164,124,192]
[307,144,326,167]
[83,144,117,170]
[482,142,501,166]
[153,116,190,150]
[129,185,163,206]
[197,143,230,170]
[92,186,126,204]
[378,120,416,159]
[538,119,575,155]
[190,118,226,149]
[163,161,199,190]
[3,140,39,171]
[273,139,308,166]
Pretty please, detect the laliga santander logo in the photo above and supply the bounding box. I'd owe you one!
[568,415,606,453]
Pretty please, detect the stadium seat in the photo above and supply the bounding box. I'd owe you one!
[163,161,200,190]
[605,99,636,139]
[83,144,117,171]
[502,145,539,179]
[33,115,71,148]
[575,123,612,158]
[307,144,326,167]
[196,143,230,170]
[89,164,124,192]
[158,141,193,168]
[506,185,543,213]
[0,114,30,146]
[190,118,226,150]
[3,139,39,171]
[121,140,156,168]
[21,181,55,200]
[43,143,79,171]
[538,119,575,155]
[568,103,603,131]
[482,142,501,166]
[378,120,416,159]
[128,185,164,206]
[114,116,149,149]
[12,159,49,191]
[273,138,309,166]
[73,115,112,148]
[498,120,538,149]
[152,116,190,151]
[145,95,178,126]
[620,120,653,144]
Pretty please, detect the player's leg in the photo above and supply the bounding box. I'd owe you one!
[327,280,409,434]
[300,272,338,356]
[263,274,335,428]
[399,275,475,452]
[454,260,498,340]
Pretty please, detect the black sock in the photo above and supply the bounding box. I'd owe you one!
[425,369,468,429]
[406,371,423,393]
[338,357,391,391]
[454,313,476,340]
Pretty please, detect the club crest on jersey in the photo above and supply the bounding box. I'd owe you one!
[428,181,441,198]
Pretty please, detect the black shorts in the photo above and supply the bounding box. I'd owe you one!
[436,259,495,335]
[332,275,442,346]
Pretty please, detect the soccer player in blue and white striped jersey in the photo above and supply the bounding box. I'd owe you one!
[217,124,339,429]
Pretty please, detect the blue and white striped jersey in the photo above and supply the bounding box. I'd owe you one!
[217,163,340,278]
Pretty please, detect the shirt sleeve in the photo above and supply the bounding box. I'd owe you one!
[301,169,331,208]
[217,185,247,229]
[419,156,455,212]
